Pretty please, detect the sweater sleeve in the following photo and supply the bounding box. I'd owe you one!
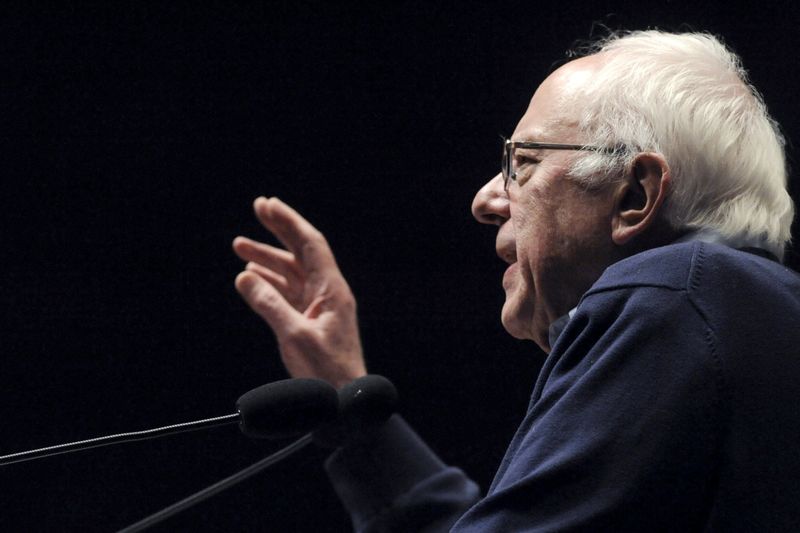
[452,282,725,531]
[324,414,481,532]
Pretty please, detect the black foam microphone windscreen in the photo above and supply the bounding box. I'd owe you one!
[236,378,339,439]
[312,375,398,448]
[338,374,398,428]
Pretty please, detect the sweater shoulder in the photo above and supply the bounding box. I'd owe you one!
[584,241,698,297]
[584,241,799,300]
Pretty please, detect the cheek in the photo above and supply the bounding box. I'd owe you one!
[511,196,541,247]
[513,203,557,266]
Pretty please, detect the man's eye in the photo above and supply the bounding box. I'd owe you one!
[516,157,539,168]
[515,157,539,183]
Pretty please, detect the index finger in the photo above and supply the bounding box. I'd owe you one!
[254,197,340,273]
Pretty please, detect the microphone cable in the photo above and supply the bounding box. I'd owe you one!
[117,434,314,533]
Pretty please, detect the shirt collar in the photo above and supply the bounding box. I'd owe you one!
[548,308,576,349]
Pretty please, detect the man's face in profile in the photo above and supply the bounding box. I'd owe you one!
[472,56,622,351]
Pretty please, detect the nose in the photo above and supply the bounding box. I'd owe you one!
[472,173,510,226]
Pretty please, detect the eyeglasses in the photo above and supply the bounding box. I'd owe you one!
[501,136,621,191]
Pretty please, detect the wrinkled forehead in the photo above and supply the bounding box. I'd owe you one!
[512,55,604,141]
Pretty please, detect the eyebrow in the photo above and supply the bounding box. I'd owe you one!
[512,130,548,143]
[513,145,544,156]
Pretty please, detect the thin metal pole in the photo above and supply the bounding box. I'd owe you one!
[117,434,314,532]
[0,413,241,466]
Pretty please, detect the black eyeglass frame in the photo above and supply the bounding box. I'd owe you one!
[501,137,623,191]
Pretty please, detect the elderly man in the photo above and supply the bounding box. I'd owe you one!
[233,31,800,531]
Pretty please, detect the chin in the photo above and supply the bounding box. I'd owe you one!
[501,298,552,353]
[500,300,531,341]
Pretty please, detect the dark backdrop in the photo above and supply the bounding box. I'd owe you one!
[2,2,799,531]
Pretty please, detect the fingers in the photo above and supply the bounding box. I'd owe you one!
[244,262,291,296]
[252,197,340,274]
[235,271,302,336]
[233,236,301,283]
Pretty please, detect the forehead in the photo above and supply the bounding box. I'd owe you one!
[512,56,602,141]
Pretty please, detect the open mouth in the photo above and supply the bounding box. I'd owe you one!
[498,249,517,265]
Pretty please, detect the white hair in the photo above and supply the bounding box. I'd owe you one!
[566,30,793,260]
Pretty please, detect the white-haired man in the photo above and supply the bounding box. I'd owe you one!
[234,31,800,531]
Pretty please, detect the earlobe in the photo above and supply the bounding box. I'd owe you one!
[612,153,671,246]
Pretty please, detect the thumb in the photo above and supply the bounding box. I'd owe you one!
[235,271,302,336]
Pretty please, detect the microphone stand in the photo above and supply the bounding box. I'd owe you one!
[117,434,314,532]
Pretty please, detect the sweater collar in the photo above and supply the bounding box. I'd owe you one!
[546,230,776,348]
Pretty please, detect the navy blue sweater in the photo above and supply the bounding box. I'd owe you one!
[326,242,800,532]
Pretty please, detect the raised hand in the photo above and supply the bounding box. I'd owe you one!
[233,197,366,389]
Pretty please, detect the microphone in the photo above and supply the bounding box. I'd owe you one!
[117,375,398,532]
[313,374,398,448]
[237,377,338,439]
[0,377,339,466]
[1,375,398,530]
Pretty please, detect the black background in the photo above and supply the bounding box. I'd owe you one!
[2,2,799,531]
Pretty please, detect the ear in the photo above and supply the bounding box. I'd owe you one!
[611,152,671,246]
